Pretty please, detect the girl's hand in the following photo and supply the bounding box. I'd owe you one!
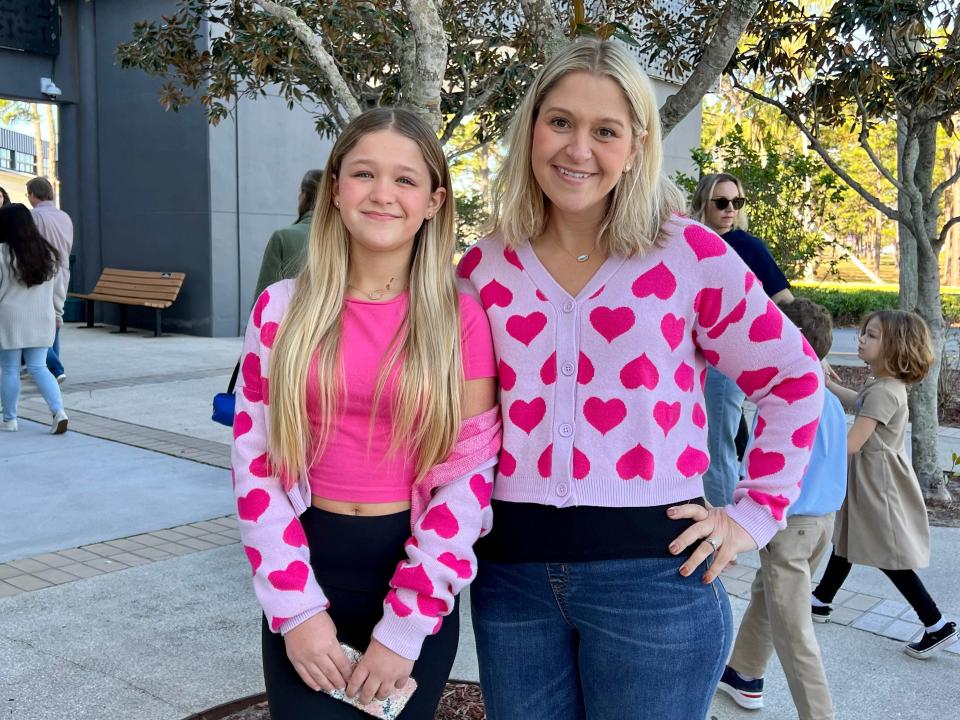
[284,611,353,692]
[821,358,841,383]
[667,504,758,583]
[348,639,415,705]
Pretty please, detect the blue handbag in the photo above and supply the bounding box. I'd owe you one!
[212,362,240,427]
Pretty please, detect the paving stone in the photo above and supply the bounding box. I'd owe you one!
[944,641,960,655]
[211,516,238,528]
[169,525,206,538]
[80,542,123,557]
[129,546,172,561]
[57,562,103,579]
[84,557,129,572]
[842,593,880,612]
[104,538,147,552]
[0,580,22,597]
[872,599,910,618]
[200,533,237,547]
[8,558,50,574]
[214,527,240,541]
[189,520,227,533]
[33,568,82,585]
[899,608,920,623]
[851,612,894,634]
[880,619,924,641]
[832,588,854,606]
[827,606,862,626]
[0,564,21,580]
[108,552,153,567]
[5,574,53,591]
[177,537,217,551]
[721,577,753,598]
[149,529,190,542]
[30,553,72,568]
[154,542,197,557]
[56,548,98,562]
[127,533,166,547]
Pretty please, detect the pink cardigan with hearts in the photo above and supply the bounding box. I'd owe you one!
[232,280,499,661]
[457,215,824,548]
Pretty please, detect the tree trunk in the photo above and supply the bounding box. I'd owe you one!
[897,119,918,308]
[31,105,45,177]
[945,146,960,288]
[44,103,59,197]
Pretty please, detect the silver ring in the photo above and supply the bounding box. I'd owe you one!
[705,537,721,553]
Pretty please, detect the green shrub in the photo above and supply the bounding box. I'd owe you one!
[794,285,960,326]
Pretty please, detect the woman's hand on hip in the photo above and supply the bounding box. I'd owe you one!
[348,638,415,705]
[667,504,758,583]
[283,611,352,692]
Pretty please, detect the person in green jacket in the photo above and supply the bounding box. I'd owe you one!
[253,169,324,299]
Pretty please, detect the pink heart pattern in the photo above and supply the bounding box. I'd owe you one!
[540,352,557,385]
[438,552,473,579]
[583,397,627,435]
[418,595,450,618]
[676,445,710,477]
[243,546,262,575]
[504,247,524,270]
[385,589,413,618]
[589,285,605,300]
[233,411,253,439]
[498,359,517,391]
[268,560,309,592]
[621,354,659,390]
[693,287,723,328]
[249,453,271,478]
[270,616,289,632]
[653,401,681,437]
[480,279,513,309]
[499,448,517,476]
[632,262,677,300]
[792,419,819,449]
[616,443,655,481]
[748,489,790,522]
[237,488,270,523]
[260,321,278,349]
[509,397,546,434]
[692,403,706,428]
[241,352,262,401]
[282,518,308,548]
[771,373,819,405]
[674,362,694,392]
[590,306,635,343]
[755,416,767,438]
[707,299,747,340]
[579,352,595,384]
[469,473,493,508]
[701,349,720,367]
[506,312,547,346]
[573,448,590,479]
[748,301,783,343]
[394,563,434,596]
[744,271,756,294]
[253,289,270,329]
[737,367,779,395]
[457,247,482,279]
[660,313,685,351]
[421,503,460,539]
[684,224,727,260]
[748,448,786,478]
[537,444,553,477]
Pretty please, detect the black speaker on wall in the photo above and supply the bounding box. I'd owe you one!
[0,0,60,56]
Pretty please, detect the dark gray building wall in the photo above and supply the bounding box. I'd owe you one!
[0,1,80,104]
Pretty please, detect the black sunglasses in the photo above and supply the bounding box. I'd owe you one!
[710,197,746,210]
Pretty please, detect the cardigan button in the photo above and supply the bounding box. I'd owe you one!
[556,483,569,497]
[558,423,574,437]
[562,300,575,313]
[561,362,575,376]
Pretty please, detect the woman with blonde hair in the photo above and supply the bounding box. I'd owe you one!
[233,107,498,719]
[458,39,823,719]
[689,172,794,507]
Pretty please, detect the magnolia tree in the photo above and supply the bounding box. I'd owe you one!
[732,0,960,499]
[116,0,762,149]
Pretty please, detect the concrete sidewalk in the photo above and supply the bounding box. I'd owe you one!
[1,323,957,720]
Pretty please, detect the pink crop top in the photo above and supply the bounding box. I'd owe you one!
[305,291,496,502]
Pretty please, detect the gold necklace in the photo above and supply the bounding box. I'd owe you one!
[348,276,404,301]
[558,241,597,263]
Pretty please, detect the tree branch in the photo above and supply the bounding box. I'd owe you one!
[659,0,761,138]
[519,0,566,59]
[733,78,900,223]
[937,216,960,249]
[931,156,960,211]
[852,86,904,193]
[446,141,487,162]
[401,0,447,131]
[253,0,361,122]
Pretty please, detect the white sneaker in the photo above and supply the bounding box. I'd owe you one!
[55,374,66,384]
[0,419,17,432]
[51,410,68,435]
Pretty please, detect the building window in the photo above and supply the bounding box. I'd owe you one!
[0,148,12,171]
[15,152,35,174]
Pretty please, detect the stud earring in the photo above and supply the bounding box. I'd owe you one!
[624,164,633,174]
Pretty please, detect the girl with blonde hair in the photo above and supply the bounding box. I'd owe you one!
[233,107,498,719]
[458,38,823,719]
[814,310,957,658]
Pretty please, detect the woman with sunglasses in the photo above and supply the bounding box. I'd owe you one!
[689,173,795,508]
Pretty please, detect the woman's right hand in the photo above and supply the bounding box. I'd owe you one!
[284,611,353,692]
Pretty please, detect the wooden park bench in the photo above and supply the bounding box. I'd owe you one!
[69,268,186,337]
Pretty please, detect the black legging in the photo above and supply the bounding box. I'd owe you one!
[261,507,460,720]
[813,550,942,627]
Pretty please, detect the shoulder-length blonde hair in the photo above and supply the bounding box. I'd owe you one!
[268,107,463,489]
[688,172,749,232]
[861,309,934,385]
[490,38,685,256]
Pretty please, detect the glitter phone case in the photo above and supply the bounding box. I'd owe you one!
[324,643,417,719]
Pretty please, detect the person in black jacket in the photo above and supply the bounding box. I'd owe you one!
[689,173,795,507]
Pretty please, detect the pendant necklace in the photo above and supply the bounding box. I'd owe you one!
[349,276,402,301]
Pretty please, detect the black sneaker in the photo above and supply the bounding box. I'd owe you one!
[811,604,833,623]
[904,621,957,659]
[717,665,763,710]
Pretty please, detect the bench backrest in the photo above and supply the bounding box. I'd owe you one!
[91,268,186,306]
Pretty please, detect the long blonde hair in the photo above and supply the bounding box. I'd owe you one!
[491,38,685,256]
[688,172,749,232]
[268,108,463,489]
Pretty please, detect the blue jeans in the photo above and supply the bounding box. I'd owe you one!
[471,557,732,720]
[703,365,746,507]
[46,327,64,377]
[1,347,65,421]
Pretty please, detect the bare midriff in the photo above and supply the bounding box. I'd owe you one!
[311,496,411,516]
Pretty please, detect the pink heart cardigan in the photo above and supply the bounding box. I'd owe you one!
[232,279,500,661]
[457,216,824,549]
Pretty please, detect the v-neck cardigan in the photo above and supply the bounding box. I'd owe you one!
[457,216,824,548]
